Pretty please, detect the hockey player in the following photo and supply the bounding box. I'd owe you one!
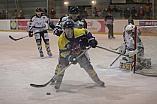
[123,19,144,54]
[53,6,87,36]
[120,23,151,70]
[53,20,104,90]
[29,8,54,57]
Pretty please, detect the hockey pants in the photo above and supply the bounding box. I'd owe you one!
[35,32,51,54]
[54,54,104,89]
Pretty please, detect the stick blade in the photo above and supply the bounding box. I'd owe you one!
[30,83,47,87]
[9,35,17,41]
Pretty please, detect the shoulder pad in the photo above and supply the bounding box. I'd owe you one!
[61,16,69,22]
[30,15,37,22]
[41,15,48,19]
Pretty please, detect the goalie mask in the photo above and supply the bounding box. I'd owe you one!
[125,24,134,35]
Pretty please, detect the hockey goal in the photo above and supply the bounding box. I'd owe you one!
[134,25,157,76]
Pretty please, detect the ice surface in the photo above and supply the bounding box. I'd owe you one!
[0,32,157,104]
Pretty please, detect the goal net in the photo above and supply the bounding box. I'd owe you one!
[133,25,157,76]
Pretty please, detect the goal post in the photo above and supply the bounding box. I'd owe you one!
[133,25,157,74]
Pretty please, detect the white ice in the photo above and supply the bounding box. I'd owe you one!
[0,32,157,104]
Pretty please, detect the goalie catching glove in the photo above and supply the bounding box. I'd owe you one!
[28,31,33,37]
[88,38,98,48]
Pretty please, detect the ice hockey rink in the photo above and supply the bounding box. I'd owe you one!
[0,31,157,104]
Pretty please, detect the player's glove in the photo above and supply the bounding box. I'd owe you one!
[49,22,55,29]
[81,37,89,47]
[88,38,98,48]
[29,31,33,37]
[68,55,77,65]
[53,29,63,36]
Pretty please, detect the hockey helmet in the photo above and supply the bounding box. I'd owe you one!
[63,20,75,28]
[35,8,43,12]
[128,19,134,25]
[69,6,79,14]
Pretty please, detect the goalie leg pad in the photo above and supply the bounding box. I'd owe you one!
[120,58,134,70]
[137,57,151,69]
[119,43,126,54]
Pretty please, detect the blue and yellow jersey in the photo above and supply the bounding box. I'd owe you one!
[58,28,93,58]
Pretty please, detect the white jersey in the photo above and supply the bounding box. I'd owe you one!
[124,31,134,50]
[123,25,144,51]
[29,14,49,33]
[53,16,86,36]
[57,16,85,29]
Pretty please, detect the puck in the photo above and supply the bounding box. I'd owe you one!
[46,92,51,95]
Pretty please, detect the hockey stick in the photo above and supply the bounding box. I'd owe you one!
[110,54,121,66]
[96,46,131,57]
[9,30,49,41]
[110,46,120,50]
[30,46,91,88]
[9,35,28,41]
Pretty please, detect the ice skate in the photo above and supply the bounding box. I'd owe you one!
[40,51,44,57]
[97,80,105,87]
[54,81,61,90]
[91,75,105,87]
[112,37,115,39]
[47,51,52,57]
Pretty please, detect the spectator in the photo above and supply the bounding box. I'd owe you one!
[104,12,115,39]
[134,13,140,19]
[102,8,107,17]
[92,7,98,17]
[80,9,88,19]
[112,6,118,12]
[131,7,137,19]
[50,8,56,19]
[145,3,151,19]
[124,7,130,19]
[17,13,22,19]
[98,9,102,17]
[15,13,24,19]
[117,7,123,18]
[44,8,47,16]
[138,6,144,19]
[1,10,6,19]
[107,5,112,13]
[14,9,18,19]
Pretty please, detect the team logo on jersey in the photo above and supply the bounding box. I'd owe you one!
[43,17,45,19]
[67,44,71,49]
